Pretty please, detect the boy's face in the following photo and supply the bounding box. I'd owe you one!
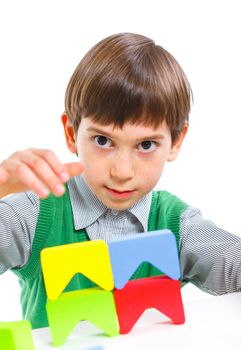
[62,115,187,210]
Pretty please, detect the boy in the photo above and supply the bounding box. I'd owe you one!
[0,33,241,329]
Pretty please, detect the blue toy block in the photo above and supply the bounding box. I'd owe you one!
[108,229,181,289]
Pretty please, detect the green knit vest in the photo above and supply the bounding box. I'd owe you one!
[12,188,188,329]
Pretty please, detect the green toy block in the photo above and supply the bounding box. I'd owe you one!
[0,320,35,350]
[46,287,119,346]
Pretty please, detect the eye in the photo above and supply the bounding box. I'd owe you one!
[138,141,157,153]
[94,135,112,148]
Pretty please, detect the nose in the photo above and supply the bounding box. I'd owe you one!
[110,151,135,181]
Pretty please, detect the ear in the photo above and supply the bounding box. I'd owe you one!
[61,114,77,154]
[167,123,188,162]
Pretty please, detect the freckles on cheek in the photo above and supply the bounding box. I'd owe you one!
[82,167,97,189]
[83,161,102,181]
[143,162,165,186]
[77,147,92,164]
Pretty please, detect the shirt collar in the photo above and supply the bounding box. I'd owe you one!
[67,175,152,231]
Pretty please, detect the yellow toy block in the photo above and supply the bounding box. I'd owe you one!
[41,240,114,301]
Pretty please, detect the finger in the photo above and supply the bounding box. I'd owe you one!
[0,166,9,184]
[21,154,66,197]
[32,149,70,183]
[10,163,50,198]
[64,162,84,177]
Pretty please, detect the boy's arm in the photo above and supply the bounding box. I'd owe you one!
[0,148,84,198]
[180,207,241,294]
[0,191,39,274]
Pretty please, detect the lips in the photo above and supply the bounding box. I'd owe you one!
[105,186,135,199]
[108,188,133,194]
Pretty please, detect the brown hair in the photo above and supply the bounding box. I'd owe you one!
[65,33,192,142]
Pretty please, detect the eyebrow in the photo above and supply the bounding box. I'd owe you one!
[86,126,165,142]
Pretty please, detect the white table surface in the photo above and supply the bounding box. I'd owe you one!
[32,292,241,350]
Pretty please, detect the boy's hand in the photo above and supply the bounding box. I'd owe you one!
[0,148,84,199]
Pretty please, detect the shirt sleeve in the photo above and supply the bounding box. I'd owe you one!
[179,206,241,295]
[0,191,39,274]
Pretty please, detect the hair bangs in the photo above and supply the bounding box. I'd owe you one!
[80,71,175,130]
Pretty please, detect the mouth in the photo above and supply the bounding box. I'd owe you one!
[105,186,135,199]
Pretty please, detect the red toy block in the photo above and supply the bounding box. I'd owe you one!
[113,275,185,334]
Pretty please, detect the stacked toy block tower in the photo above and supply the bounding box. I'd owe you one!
[41,229,185,346]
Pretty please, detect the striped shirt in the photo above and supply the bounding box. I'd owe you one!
[0,175,241,295]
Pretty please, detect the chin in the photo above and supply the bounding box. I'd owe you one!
[105,201,134,211]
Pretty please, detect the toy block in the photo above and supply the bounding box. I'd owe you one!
[46,287,119,346]
[114,275,185,334]
[0,320,35,350]
[41,240,114,300]
[108,230,180,289]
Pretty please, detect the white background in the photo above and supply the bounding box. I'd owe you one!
[0,0,241,321]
